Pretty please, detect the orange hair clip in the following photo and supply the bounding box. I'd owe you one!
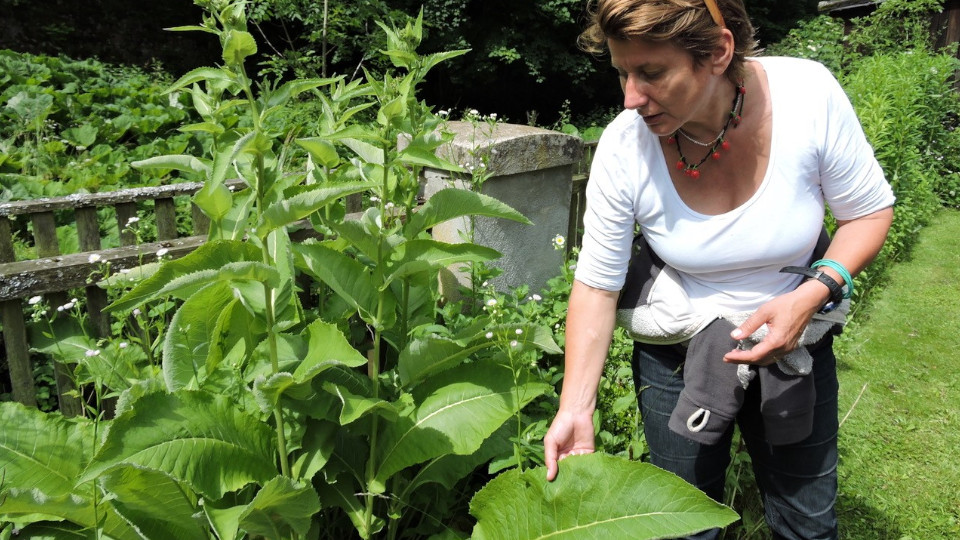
[704,0,726,28]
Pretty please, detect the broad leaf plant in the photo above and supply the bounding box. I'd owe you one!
[0,1,736,538]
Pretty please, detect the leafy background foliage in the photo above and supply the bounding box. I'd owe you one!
[1,0,820,126]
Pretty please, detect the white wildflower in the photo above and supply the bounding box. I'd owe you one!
[119,342,129,349]
[385,202,395,210]
[510,340,518,348]
[132,308,142,317]
[489,113,498,120]
[156,248,169,257]
[485,331,494,339]
[126,216,140,226]
[85,349,100,357]
[515,328,523,335]
[88,253,102,263]
[486,298,497,307]
[552,234,566,250]
[531,294,542,302]
[28,295,43,305]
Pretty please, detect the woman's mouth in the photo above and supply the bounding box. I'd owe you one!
[641,113,663,125]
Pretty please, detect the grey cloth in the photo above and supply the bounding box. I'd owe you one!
[667,318,817,446]
[616,232,845,446]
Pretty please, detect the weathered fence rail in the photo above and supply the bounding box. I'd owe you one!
[0,127,597,413]
[0,181,227,413]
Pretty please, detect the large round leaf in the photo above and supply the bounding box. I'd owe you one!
[79,391,277,500]
[470,454,739,539]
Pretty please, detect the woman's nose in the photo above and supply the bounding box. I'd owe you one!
[622,76,649,111]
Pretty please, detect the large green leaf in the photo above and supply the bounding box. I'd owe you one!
[0,403,93,497]
[257,181,376,236]
[0,488,140,540]
[130,154,210,175]
[251,319,371,414]
[106,240,261,313]
[222,29,257,66]
[100,465,207,540]
[293,242,396,330]
[299,319,368,378]
[320,381,396,426]
[406,425,512,494]
[383,239,501,288]
[10,522,94,539]
[297,137,341,169]
[152,262,281,304]
[327,219,380,262]
[165,66,235,93]
[404,188,531,238]
[291,419,338,481]
[265,77,342,109]
[79,391,277,500]
[0,407,133,537]
[163,282,235,391]
[372,361,550,491]
[237,476,320,539]
[397,336,494,387]
[472,455,739,540]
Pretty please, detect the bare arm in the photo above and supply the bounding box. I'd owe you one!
[724,206,894,364]
[544,279,619,480]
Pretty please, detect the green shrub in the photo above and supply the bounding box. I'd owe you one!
[0,51,201,201]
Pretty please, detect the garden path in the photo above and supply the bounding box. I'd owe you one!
[835,208,960,539]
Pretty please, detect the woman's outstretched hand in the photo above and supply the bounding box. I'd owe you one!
[543,409,596,481]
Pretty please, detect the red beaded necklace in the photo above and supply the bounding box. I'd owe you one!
[668,82,745,179]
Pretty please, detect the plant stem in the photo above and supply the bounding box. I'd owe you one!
[262,249,290,477]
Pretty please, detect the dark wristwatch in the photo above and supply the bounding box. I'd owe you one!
[780,266,844,313]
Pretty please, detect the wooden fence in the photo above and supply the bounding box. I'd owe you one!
[0,182,223,414]
[0,139,598,413]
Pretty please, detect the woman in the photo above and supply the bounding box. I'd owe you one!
[543,0,894,538]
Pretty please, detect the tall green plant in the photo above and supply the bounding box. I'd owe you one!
[1,3,739,538]
[0,1,548,538]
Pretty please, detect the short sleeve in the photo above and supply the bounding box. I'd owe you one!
[817,66,896,220]
[574,128,639,291]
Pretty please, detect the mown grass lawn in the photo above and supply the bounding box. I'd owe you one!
[835,209,960,539]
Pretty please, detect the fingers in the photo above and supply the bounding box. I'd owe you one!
[544,436,559,482]
[724,340,778,365]
[730,309,767,341]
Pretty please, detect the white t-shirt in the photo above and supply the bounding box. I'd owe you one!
[575,57,896,313]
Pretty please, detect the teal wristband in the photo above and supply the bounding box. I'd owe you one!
[812,259,854,298]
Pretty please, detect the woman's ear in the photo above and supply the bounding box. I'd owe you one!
[711,28,735,76]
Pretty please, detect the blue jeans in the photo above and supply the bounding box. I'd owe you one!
[632,337,839,540]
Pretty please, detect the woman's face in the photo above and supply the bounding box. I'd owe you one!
[608,37,718,137]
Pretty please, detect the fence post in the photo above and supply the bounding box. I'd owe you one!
[0,216,37,407]
[76,207,111,339]
[423,121,583,296]
[31,211,83,416]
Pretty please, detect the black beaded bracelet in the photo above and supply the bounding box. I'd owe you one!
[780,265,844,313]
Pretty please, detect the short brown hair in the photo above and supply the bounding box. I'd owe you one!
[579,0,760,84]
